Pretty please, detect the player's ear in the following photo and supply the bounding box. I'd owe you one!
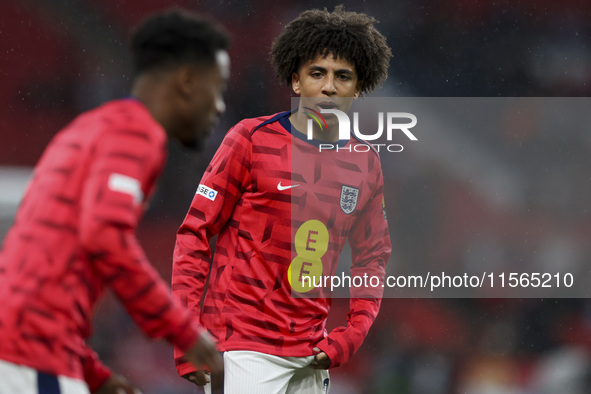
[291,72,301,95]
[176,64,198,99]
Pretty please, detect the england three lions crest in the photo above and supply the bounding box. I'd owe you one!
[340,185,359,215]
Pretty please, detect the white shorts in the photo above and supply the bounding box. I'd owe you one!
[0,359,90,394]
[204,350,330,394]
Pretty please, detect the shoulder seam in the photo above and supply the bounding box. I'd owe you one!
[351,134,380,159]
[250,111,292,136]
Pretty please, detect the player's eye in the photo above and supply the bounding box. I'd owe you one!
[310,72,323,78]
[337,74,352,81]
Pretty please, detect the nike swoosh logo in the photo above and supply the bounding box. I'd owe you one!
[277,181,300,191]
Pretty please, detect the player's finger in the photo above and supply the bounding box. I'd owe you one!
[183,372,196,381]
[310,351,330,369]
[194,370,211,386]
[186,373,208,386]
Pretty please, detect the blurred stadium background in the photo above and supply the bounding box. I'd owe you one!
[2,0,591,393]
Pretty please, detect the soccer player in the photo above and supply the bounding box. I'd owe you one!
[173,6,392,393]
[0,10,229,394]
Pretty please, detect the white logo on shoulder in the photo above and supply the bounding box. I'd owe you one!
[196,184,218,201]
[108,173,143,204]
[277,181,300,191]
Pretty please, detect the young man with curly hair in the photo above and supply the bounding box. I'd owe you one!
[173,6,392,393]
[0,10,228,394]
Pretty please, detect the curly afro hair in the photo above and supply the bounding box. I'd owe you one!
[131,9,230,75]
[270,5,392,95]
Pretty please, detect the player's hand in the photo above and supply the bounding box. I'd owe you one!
[184,331,224,388]
[95,374,141,394]
[309,347,332,369]
[182,370,210,386]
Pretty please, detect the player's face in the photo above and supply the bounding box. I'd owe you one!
[291,54,362,120]
[179,50,230,150]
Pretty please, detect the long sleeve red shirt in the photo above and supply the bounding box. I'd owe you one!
[0,99,199,382]
[173,111,391,376]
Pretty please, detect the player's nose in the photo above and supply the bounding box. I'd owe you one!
[321,75,337,96]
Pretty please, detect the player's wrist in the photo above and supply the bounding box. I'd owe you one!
[315,341,339,369]
[176,358,199,377]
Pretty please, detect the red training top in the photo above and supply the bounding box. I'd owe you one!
[173,111,391,376]
[0,99,200,388]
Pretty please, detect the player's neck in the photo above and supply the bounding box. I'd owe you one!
[130,74,175,136]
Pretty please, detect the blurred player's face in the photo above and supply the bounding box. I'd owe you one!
[291,54,362,122]
[178,50,230,150]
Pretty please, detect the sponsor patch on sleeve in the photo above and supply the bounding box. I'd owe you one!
[108,173,143,204]
[196,184,218,201]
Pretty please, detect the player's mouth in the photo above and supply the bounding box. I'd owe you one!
[316,101,339,111]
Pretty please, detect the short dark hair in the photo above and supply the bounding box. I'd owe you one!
[131,9,230,75]
[270,6,392,95]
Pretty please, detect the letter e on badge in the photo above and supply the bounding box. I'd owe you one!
[196,184,218,201]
